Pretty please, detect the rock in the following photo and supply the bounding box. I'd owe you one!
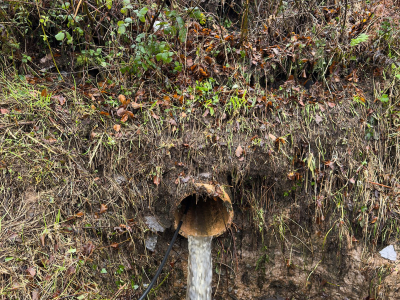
[144,216,165,233]
[379,245,397,261]
[145,235,157,252]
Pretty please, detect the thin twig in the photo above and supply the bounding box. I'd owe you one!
[368,181,392,189]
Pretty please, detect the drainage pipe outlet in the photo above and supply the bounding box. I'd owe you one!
[173,183,234,237]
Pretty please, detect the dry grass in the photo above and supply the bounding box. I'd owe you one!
[1,0,400,299]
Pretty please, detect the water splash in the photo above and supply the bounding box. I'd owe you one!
[186,236,213,300]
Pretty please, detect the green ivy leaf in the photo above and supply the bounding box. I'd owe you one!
[176,16,187,42]
[61,2,70,9]
[118,25,126,34]
[379,94,389,103]
[136,7,148,23]
[106,0,112,9]
[155,53,163,62]
[55,32,65,41]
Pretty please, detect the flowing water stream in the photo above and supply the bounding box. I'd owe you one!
[186,236,213,300]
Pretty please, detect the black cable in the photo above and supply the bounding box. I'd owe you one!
[138,203,190,300]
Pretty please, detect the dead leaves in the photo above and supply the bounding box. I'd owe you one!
[116,107,134,123]
[268,133,276,141]
[315,115,323,125]
[82,241,95,256]
[110,242,119,249]
[235,145,245,161]
[66,265,76,276]
[39,234,45,247]
[370,216,378,224]
[327,102,336,108]
[153,175,161,186]
[41,88,48,97]
[1,108,10,114]
[32,289,40,300]
[151,111,160,119]
[287,172,301,181]
[131,102,143,109]
[113,124,121,132]
[100,204,107,214]
[26,267,36,278]
[235,145,243,157]
[118,94,127,104]
[51,94,66,106]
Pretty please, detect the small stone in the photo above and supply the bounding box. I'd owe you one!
[144,216,165,233]
[113,174,126,184]
[145,235,157,252]
[379,245,397,261]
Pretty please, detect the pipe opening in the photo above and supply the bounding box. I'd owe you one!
[174,191,233,238]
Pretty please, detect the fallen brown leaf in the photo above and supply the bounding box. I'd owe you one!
[82,241,95,256]
[100,204,107,214]
[131,102,142,109]
[32,289,40,300]
[66,265,76,276]
[268,133,277,141]
[40,234,45,246]
[151,111,160,119]
[117,107,126,117]
[113,124,121,132]
[235,145,243,157]
[26,267,36,277]
[51,94,66,106]
[315,115,323,124]
[0,108,10,114]
[121,114,129,123]
[153,175,161,186]
[118,94,126,104]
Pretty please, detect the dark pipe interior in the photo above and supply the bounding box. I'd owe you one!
[175,194,231,237]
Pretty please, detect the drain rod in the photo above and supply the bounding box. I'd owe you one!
[138,203,190,300]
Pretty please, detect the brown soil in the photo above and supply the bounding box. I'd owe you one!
[1,1,400,299]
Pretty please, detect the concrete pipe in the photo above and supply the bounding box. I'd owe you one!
[173,183,234,237]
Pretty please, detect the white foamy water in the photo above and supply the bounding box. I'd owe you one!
[186,236,213,300]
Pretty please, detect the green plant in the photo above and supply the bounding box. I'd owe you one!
[353,94,366,106]
[350,33,369,47]
[122,33,174,76]
[21,54,31,64]
[77,48,107,68]
[226,91,247,113]
[379,94,389,103]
